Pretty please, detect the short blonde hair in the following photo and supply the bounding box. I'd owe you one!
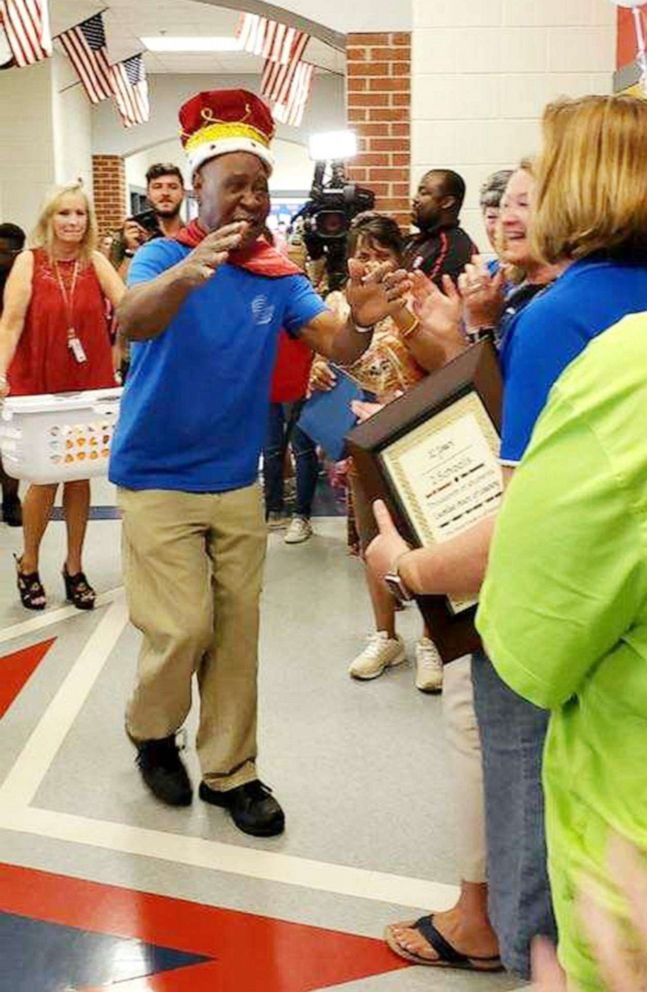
[532,94,647,263]
[31,183,98,262]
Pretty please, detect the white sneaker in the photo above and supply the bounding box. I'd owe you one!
[349,631,406,680]
[284,515,313,544]
[415,637,443,693]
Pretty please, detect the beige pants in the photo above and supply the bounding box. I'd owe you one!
[442,655,487,884]
[118,483,267,791]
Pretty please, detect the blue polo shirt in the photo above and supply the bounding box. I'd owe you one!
[109,239,326,492]
[500,254,647,464]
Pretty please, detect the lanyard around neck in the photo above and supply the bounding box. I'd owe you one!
[53,259,80,340]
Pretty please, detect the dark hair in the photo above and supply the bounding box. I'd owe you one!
[480,169,514,210]
[145,163,184,186]
[424,169,466,212]
[0,222,26,247]
[347,211,404,263]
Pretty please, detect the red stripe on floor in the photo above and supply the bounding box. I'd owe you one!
[0,638,56,718]
[1,864,408,991]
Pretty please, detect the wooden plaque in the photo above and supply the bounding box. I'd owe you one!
[347,340,503,663]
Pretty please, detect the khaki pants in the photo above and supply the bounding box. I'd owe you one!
[443,656,487,883]
[118,483,267,791]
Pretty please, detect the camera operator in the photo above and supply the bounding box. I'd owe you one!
[113,164,186,279]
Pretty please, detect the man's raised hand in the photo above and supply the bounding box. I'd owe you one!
[181,221,249,286]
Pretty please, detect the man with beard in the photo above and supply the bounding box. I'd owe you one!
[111,89,411,837]
[0,222,25,525]
[404,169,477,286]
[144,163,185,238]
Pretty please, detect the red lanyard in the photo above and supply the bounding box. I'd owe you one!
[53,260,80,341]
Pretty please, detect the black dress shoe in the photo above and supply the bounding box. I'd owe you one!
[2,498,22,527]
[199,779,285,836]
[135,735,193,807]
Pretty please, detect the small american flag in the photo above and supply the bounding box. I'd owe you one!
[110,53,149,128]
[260,29,309,105]
[272,60,314,128]
[237,12,305,66]
[58,13,112,104]
[0,0,51,67]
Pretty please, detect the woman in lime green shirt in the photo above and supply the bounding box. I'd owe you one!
[477,313,647,991]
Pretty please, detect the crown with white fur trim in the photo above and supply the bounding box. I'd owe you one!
[179,89,275,175]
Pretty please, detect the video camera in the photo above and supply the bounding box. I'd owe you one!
[293,161,375,291]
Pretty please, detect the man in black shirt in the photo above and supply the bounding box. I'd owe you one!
[404,169,477,285]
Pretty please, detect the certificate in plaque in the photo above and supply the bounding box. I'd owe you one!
[347,340,503,663]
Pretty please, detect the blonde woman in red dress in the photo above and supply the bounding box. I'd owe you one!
[0,183,124,610]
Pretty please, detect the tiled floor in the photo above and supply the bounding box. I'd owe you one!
[0,476,521,991]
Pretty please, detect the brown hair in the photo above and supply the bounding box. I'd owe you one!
[532,94,647,263]
[31,183,98,262]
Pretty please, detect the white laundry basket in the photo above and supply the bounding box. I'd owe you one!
[0,387,122,484]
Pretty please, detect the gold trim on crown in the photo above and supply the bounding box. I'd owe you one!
[185,122,271,153]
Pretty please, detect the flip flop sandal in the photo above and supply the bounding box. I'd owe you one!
[384,915,503,972]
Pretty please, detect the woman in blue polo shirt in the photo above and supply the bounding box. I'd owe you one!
[367,92,647,979]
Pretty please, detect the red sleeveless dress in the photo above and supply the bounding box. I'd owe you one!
[8,249,116,396]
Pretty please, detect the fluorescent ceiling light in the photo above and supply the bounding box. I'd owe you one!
[308,131,358,161]
[141,36,242,52]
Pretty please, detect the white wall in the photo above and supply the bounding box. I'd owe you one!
[93,73,345,158]
[125,135,313,194]
[205,0,411,35]
[412,0,616,250]
[51,54,93,191]
[0,60,56,231]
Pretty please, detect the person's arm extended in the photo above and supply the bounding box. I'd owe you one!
[0,251,33,394]
[92,251,126,309]
[392,303,447,373]
[299,259,411,364]
[365,467,514,597]
[116,222,247,341]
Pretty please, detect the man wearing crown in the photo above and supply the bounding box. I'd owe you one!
[110,89,410,836]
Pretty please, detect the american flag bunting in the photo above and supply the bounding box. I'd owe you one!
[272,60,314,128]
[0,0,51,67]
[110,53,149,128]
[260,29,309,105]
[58,12,112,104]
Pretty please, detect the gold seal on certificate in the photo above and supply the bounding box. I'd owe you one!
[347,340,503,663]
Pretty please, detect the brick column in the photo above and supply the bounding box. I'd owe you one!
[92,154,127,234]
[346,32,411,229]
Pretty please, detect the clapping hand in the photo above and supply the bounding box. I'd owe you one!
[411,270,466,359]
[458,255,506,332]
[346,258,412,329]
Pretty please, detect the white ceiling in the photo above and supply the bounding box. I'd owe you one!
[51,0,346,75]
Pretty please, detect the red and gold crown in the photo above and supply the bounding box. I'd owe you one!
[179,89,275,175]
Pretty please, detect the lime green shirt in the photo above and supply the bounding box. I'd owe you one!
[477,314,647,991]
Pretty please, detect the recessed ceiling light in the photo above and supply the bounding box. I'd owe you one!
[141,36,243,52]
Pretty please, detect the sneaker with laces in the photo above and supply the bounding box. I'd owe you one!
[349,631,406,680]
[415,637,444,693]
[284,515,313,544]
[266,510,289,531]
[135,734,193,806]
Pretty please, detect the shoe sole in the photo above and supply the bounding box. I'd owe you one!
[350,649,406,680]
[416,683,443,694]
[284,534,312,544]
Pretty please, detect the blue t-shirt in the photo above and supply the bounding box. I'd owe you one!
[109,239,327,492]
[499,254,647,464]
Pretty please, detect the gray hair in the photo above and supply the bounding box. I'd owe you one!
[480,169,514,210]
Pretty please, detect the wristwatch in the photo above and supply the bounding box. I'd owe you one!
[384,551,415,605]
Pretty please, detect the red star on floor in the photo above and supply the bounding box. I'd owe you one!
[0,864,409,990]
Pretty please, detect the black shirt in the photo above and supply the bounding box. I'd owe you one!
[403,224,477,285]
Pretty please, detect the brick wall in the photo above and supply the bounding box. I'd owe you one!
[92,155,127,235]
[346,32,412,229]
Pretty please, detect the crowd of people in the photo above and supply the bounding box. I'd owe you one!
[0,84,646,991]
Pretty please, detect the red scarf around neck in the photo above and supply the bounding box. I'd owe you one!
[175,219,300,278]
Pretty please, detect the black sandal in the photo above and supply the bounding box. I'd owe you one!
[15,554,46,611]
[63,565,96,610]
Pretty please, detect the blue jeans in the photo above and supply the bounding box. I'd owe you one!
[471,649,557,979]
[263,401,318,518]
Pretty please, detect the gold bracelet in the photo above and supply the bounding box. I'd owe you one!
[400,315,420,340]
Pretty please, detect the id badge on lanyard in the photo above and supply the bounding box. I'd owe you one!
[67,331,87,364]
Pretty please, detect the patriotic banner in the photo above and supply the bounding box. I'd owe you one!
[260,29,309,105]
[0,0,51,67]
[237,12,305,65]
[272,60,314,127]
[58,12,112,104]
[109,53,149,127]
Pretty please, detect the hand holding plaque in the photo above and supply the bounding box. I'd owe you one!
[347,339,503,663]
